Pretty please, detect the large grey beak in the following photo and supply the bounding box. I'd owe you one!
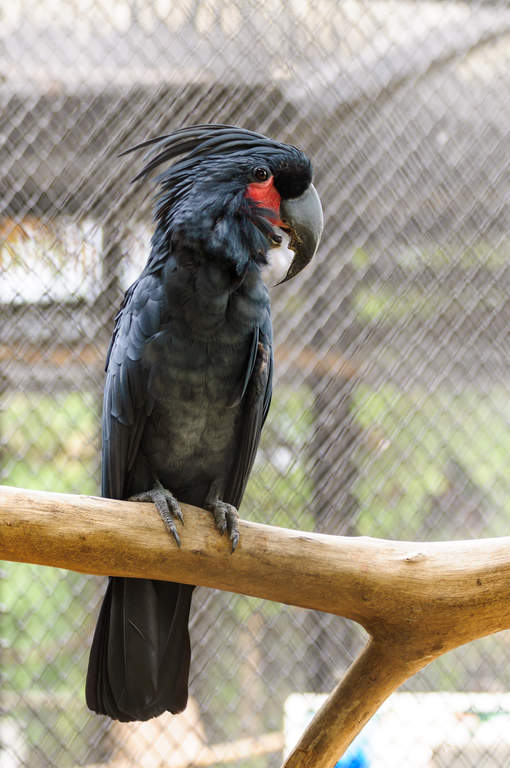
[278,184,323,283]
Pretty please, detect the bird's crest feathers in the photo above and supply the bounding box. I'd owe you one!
[119,124,302,183]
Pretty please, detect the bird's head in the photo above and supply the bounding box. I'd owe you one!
[121,124,323,283]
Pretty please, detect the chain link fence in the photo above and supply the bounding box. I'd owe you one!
[3,0,510,766]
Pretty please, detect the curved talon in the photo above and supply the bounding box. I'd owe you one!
[230,529,240,553]
[129,485,183,547]
[206,500,240,553]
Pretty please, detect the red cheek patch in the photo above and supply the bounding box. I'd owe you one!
[245,176,283,225]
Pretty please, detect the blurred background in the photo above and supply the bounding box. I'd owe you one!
[3,1,510,766]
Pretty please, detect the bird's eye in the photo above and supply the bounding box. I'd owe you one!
[253,167,270,182]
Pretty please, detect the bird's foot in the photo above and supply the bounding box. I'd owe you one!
[206,500,240,553]
[129,480,183,547]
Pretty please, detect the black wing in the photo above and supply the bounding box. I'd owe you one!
[225,309,273,509]
[101,270,166,500]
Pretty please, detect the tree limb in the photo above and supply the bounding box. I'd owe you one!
[2,484,510,767]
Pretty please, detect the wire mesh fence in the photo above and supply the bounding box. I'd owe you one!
[2,0,510,766]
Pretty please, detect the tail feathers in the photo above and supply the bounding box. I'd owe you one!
[86,577,194,721]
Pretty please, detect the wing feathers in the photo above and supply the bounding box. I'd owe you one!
[226,321,273,508]
[101,272,164,500]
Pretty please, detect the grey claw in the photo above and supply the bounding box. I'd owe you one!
[207,500,240,552]
[230,530,239,553]
[162,490,184,526]
[129,485,183,547]
[227,511,240,554]
[217,518,227,536]
[158,503,181,547]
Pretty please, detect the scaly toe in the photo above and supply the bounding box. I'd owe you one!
[163,490,184,524]
[211,504,227,535]
[225,509,240,553]
[206,500,239,552]
[129,485,183,547]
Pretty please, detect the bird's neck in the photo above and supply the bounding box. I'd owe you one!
[175,262,268,341]
[147,223,269,336]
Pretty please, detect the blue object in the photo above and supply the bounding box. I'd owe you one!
[334,736,370,767]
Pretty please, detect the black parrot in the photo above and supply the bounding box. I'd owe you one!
[86,124,323,722]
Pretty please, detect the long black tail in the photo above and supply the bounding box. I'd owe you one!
[86,577,194,721]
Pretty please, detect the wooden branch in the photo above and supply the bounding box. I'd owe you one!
[284,638,426,767]
[2,484,510,767]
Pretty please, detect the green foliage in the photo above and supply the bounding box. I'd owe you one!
[352,383,510,540]
[1,391,99,493]
[244,385,316,531]
[353,242,510,324]
[1,391,101,766]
